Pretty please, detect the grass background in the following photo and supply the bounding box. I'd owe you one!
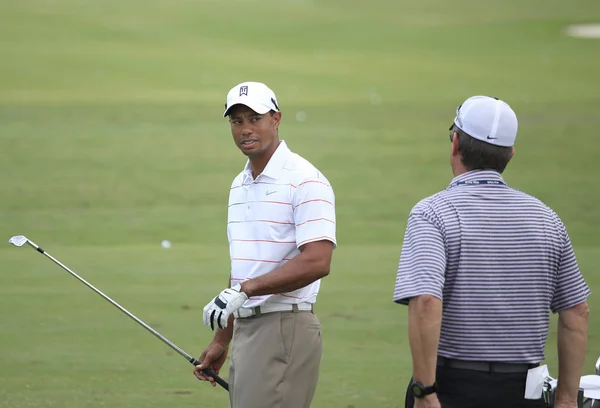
[1,0,599,407]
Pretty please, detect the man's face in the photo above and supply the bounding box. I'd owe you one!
[228,105,281,158]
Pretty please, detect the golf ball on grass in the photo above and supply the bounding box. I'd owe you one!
[161,240,171,249]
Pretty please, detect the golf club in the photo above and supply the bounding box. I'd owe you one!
[8,235,229,392]
[596,357,600,376]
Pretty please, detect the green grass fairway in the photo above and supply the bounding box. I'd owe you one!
[1,1,600,407]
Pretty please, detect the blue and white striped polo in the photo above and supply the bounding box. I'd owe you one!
[393,170,591,363]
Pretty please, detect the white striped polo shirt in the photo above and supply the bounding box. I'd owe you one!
[228,140,336,308]
[393,170,591,363]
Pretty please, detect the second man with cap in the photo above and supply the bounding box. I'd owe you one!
[394,95,590,408]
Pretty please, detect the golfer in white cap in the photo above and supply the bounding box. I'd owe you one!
[193,81,337,408]
[393,96,590,408]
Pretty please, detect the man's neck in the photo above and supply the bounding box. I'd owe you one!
[453,167,501,178]
[249,141,280,179]
[250,159,266,180]
[452,163,469,177]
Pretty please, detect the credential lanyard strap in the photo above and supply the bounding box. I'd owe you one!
[449,179,507,189]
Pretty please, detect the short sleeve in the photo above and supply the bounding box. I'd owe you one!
[393,210,446,305]
[292,178,337,249]
[550,222,591,313]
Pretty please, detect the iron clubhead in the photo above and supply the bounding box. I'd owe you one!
[8,235,28,247]
[595,356,600,376]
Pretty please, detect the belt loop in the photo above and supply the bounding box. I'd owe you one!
[254,306,262,317]
[292,304,299,313]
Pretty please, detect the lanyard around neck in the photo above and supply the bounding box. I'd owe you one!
[448,179,507,189]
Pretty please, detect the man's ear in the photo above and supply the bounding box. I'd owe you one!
[451,132,460,156]
[272,111,282,130]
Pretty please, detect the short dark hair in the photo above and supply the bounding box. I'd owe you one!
[451,125,513,173]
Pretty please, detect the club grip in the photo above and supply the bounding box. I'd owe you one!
[191,358,229,391]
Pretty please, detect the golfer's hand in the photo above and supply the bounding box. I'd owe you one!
[415,394,442,408]
[194,341,229,387]
[203,284,248,330]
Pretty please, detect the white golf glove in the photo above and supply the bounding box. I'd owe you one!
[203,284,248,330]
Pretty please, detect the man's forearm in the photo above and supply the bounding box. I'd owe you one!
[240,243,332,298]
[214,314,234,345]
[556,302,589,403]
[408,295,442,385]
[241,255,326,298]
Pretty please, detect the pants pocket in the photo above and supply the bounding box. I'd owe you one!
[279,313,296,364]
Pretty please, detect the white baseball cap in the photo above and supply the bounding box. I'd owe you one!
[451,95,518,147]
[222,81,280,118]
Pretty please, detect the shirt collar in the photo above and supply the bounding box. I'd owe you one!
[447,169,506,189]
[242,140,291,184]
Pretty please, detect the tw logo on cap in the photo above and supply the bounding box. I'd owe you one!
[239,86,248,97]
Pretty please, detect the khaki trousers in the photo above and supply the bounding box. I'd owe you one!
[228,308,322,408]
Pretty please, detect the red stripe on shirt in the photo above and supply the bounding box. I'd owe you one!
[294,199,334,208]
[232,257,292,264]
[228,220,295,225]
[297,236,335,247]
[296,218,335,227]
[231,239,296,244]
[264,201,293,206]
[229,201,292,207]
[298,180,330,188]
[276,292,319,300]
[258,220,295,225]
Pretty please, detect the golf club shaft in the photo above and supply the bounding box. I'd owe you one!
[25,240,229,391]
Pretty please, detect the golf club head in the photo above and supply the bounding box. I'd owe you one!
[595,356,600,375]
[8,235,28,247]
